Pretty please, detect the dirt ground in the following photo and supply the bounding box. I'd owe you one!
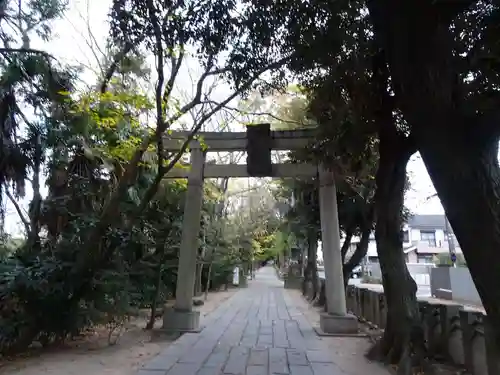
[0,289,238,375]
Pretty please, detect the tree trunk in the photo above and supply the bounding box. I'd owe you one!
[194,261,203,297]
[147,245,165,330]
[367,0,500,361]
[340,230,354,264]
[204,263,212,300]
[367,136,426,375]
[343,224,371,288]
[27,131,42,251]
[303,231,318,299]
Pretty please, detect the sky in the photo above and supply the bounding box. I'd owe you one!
[3,0,444,235]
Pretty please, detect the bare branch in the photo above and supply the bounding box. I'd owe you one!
[163,53,185,112]
[204,100,304,127]
[99,40,143,94]
[134,57,290,216]
[146,0,167,181]
[0,47,55,62]
[5,188,30,235]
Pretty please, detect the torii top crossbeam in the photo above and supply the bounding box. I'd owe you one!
[163,128,317,152]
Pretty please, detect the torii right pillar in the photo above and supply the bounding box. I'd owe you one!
[318,165,359,334]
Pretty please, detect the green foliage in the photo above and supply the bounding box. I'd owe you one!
[270,230,293,258]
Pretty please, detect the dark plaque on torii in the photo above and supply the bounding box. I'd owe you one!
[246,123,273,177]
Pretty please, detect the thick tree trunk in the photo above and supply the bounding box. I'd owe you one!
[194,262,203,297]
[367,136,426,375]
[303,231,318,299]
[147,244,166,330]
[340,230,354,263]
[27,132,42,251]
[367,0,500,360]
[343,225,370,288]
[204,263,212,300]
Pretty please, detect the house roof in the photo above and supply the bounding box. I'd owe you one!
[407,214,448,231]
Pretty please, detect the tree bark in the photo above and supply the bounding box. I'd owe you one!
[367,135,426,375]
[303,230,318,300]
[147,244,166,330]
[340,230,354,263]
[343,224,370,288]
[194,261,203,297]
[27,131,42,251]
[367,0,500,361]
[204,263,212,300]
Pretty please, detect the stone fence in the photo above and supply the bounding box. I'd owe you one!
[344,284,498,375]
[301,275,498,375]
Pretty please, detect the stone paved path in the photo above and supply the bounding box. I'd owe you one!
[138,267,355,375]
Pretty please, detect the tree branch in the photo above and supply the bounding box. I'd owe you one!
[134,57,290,218]
[99,39,143,94]
[202,100,304,127]
[344,224,371,276]
[5,188,30,235]
[341,230,354,262]
[146,0,168,184]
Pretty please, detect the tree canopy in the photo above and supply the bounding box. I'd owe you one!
[1,0,500,372]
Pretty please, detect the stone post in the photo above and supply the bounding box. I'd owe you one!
[318,165,358,334]
[163,143,205,332]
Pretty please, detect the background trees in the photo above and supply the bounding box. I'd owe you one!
[1,0,500,372]
[0,0,289,353]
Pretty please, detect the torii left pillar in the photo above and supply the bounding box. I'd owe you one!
[318,165,358,334]
[163,142,205,332]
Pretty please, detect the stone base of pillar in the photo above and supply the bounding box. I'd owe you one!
[318,312,359,335]
[162,307,201,333]
[239,276,248,288]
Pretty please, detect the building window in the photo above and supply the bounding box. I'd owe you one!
[420,231,436,247]
[401,230,409,243]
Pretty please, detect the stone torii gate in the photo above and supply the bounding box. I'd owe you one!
[161,124,358,334]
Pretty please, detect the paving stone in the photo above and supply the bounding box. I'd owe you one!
[142,354,179,371]
[273,321,290,348]
[248,349,269,366]
[137,370,166,375]
[274,338,290,348]
[269,347,289,374]
[178,346,214,363]
[204,349,231,367]
[286,349,308,366]
[305,350,333,363]
[310,362,345,375]
[257,334,273,346]
[260,325,273,335]
[289,365,314,375]
[240,334,258,348]
[223,346,250,374]
[138,267,360,375]
[165,363,203,375]
[198,366,225,375]
[246,365,269,375]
